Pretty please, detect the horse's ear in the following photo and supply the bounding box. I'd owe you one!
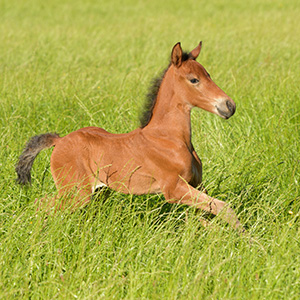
[171,42,183,68]
[189,41,202,60]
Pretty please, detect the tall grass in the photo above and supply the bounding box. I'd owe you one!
[0,0,299,299]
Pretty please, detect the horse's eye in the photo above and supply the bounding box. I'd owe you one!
[190,78,199,84]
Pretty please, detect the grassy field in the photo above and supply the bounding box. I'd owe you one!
[0,0,299,298]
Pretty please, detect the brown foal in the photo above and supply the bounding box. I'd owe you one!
[16,42,243,231]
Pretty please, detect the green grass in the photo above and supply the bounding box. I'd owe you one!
[0,0,299,298]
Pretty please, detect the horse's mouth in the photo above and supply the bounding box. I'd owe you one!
[216,100,236,119]
[216,107,231,119]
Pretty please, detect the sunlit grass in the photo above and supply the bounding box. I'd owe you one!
[0,0,299,299]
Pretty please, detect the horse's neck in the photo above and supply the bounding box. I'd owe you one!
[144,76,192,148]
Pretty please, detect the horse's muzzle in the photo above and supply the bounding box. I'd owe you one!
[216,99,236,119]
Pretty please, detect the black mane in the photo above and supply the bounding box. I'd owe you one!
[139,51,191,128]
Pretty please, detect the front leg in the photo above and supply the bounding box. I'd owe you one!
[163,179,243,232]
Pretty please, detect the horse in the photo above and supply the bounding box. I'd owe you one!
[16,42,243,231]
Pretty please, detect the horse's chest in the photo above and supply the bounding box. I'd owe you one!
[190,163,201,185]
[188,155,202,187]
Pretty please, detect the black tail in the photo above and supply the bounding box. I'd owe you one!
[16,133,60,185]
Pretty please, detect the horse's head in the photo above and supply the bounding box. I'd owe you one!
[170,42,235,119]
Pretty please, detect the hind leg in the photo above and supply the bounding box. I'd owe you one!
[50,140,97,210]
[35,153,94,211]
[35,179,92,212]
[53,168,93,210]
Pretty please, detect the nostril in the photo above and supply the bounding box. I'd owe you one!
[226,100,235,114]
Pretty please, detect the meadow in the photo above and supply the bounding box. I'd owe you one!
[0,0,299,298]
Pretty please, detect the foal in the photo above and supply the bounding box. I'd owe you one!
[16,42,243,231]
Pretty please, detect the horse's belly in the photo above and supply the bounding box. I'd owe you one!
[95,171,161,195]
